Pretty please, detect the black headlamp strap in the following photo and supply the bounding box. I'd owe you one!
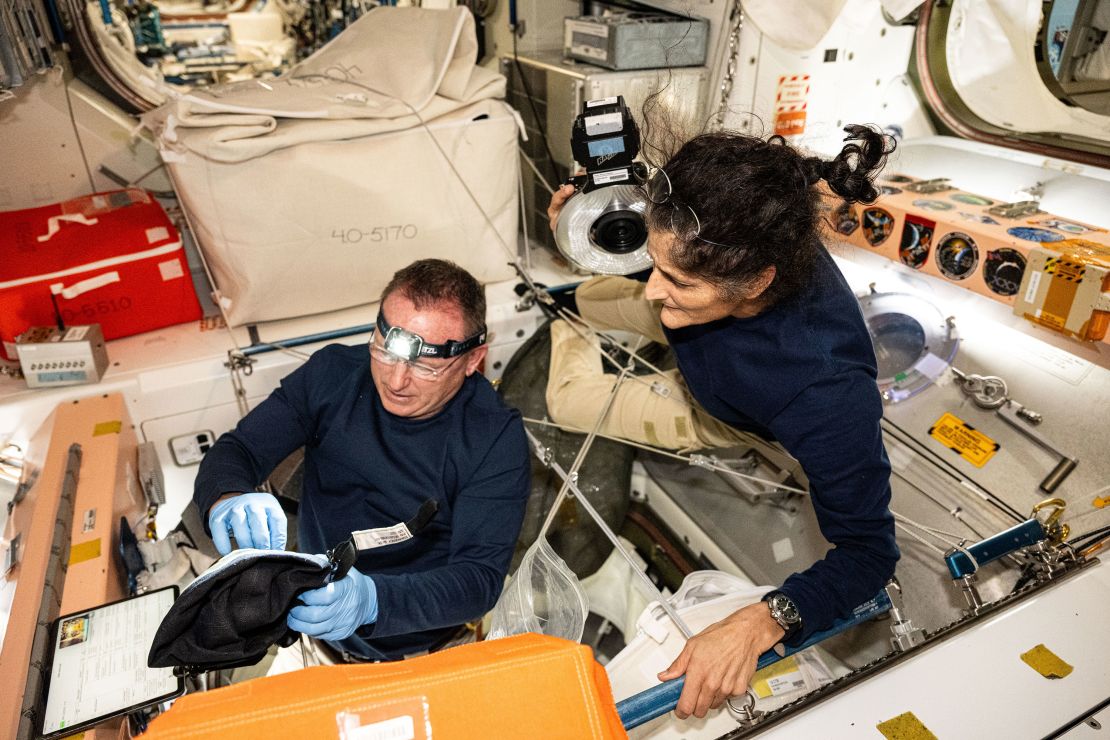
[375,312,487,359]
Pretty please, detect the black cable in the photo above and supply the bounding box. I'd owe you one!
[880,419,1026,522]
[511,27,561,184]
[1070,524,1110,549]
[1077,532,1110,553]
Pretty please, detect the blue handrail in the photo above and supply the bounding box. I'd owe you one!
[616,591,892,730]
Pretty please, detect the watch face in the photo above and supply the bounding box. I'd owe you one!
[772,594,800,623]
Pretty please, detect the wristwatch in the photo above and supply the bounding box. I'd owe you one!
[763,591,802,640]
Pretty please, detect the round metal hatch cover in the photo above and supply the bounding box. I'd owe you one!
[858,291,960,404]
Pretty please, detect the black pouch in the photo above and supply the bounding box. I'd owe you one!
[147,542,356,676]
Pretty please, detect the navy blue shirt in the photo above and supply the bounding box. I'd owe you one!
[663,249,899,642]
[194,344,531,660]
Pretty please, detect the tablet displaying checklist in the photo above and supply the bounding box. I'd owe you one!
[40,586,183,738]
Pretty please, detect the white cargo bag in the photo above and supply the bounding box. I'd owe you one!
[144,7,520,326]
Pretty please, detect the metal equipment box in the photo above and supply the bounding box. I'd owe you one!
[501,51,707,256]
[564,13,708,70]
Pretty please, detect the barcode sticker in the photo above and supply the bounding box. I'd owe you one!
[766,673,807,696]
[592,170,629,185]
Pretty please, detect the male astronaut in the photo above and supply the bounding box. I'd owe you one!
[193,259,531,662]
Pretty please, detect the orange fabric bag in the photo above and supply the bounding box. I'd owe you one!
[145,633,627,739]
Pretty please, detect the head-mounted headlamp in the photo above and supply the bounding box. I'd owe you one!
[375,312,487,362]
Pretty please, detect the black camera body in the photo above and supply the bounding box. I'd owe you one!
[570,95,642,189]
[555,96,651,274]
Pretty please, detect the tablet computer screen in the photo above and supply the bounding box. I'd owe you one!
[39,586,183,738]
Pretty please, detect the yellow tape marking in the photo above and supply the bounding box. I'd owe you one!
[876,711,938,740]
[69,538,101,565]
[93,420,122,436]
[1020,644,1073,679]
[928,413,999,468]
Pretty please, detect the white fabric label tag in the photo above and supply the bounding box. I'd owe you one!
[352,523,413,550]
[159,259,185,281]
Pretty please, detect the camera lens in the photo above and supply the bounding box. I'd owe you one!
[590,210,647,254]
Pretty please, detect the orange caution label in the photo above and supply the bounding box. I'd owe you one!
[773,75,810,138]
[928,413,999,468]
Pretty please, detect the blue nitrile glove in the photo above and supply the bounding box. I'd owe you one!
[287,568,379,642]
[207,492,288,555]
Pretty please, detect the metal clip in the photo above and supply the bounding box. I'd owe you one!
[1031,498,1070,545]
[905,177,952,193]
[726,691,765,728]
[225,351,255,376]
[988,200,1043,219]
[884,578,926,652]
[650,381,671,398]
[688,454,714,470]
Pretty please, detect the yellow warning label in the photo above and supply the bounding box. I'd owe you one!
[93,420,122,436]
[1020,644,1073,679]
[69,538,101,565]
[928,413,999,468]
[877,711,938,740]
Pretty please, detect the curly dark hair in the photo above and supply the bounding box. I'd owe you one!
[646,125,895,305]
[381,259,486,336]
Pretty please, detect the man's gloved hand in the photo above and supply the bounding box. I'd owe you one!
[287,569,379,642]
[207,492,288,555]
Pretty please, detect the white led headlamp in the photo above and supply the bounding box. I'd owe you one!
[375,312,487,361]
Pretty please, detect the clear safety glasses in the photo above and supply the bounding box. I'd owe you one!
[642,168,744,250]
[368,336,462,381]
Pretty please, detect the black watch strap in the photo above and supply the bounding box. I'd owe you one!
[763,590,803,640]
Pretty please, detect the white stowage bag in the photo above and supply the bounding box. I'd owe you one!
[487,538,589,644]
[606,571,835,740]
[143,7,519,326]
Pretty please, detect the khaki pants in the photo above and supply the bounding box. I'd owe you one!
[546,276,752,451]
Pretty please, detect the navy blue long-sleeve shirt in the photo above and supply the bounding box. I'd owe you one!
[193,343,531,660]
[663,248,899,643]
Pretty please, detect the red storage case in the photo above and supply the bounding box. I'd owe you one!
[0,189,203,360]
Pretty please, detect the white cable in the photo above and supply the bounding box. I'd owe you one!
[894,522,945,556]
[892,511,966,542]
[523,417,808,495]
[519,148,556,195]
[893,512,980,572]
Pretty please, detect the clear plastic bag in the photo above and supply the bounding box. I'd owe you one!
[487,537,589,643]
